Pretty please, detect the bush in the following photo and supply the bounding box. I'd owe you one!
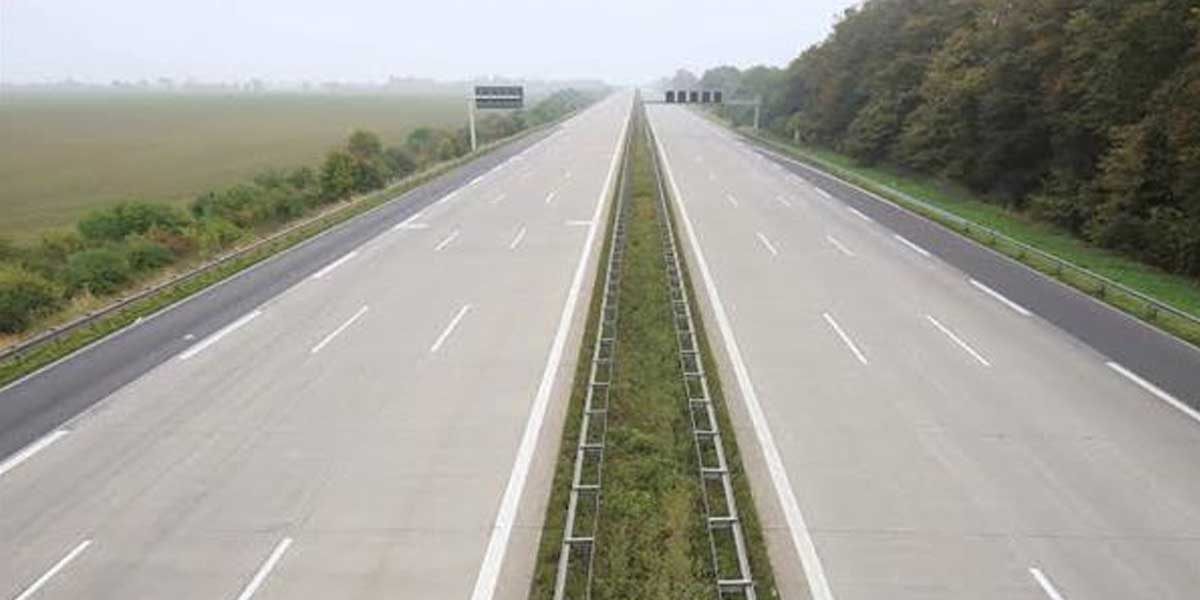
[319,151,357,201]
[0,263,63,333]
[146,225,195,257]
[384,146,417,179]
[191,183,263,227]
[38,229,85,262]
[189,217,243,252]
[78,201,190,242]
[125,237,175,272]
[66,247,131,295]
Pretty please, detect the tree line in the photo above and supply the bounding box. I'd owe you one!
[0,89,598,334]
[673,0,1200,278]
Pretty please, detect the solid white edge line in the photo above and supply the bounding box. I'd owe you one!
[756,232,779,257]
[649,107,836,600]
[434,229,460,252]
[0,429,69,479]
[894,234,932,258]
[178,310,262,360]
[825,235,855,257]
[1029,567,1066,600]
[1107,362,1200,424]
[392,212,428,230]
[847,206,873,222]
[925,315,991,367]
[437,191,457,205]
[235,537,293,600]
[310,250,358,279]
[508,226,527,250]
[822,312,869,366]
[310,305,368,354]
[14,539,93,600]
[469,96,630,600]
[969,278,1033,317]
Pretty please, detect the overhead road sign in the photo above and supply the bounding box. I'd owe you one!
[475,85,524,109]
[665,89,723,104]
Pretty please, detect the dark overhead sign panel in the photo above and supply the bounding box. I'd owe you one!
[665,89,723,104]
[475,85,524,109]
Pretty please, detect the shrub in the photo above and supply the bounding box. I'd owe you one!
[0,263,63,333]
[38,229,84,263]
[146,225,195,257]
[319,151,357,201]
[189,217,243,252]
[78,201,190,242]
[66,247,131,295]
[191,184,263,227]
[348,130,383,160]
[125,237,175,272]
[384,146,417,179]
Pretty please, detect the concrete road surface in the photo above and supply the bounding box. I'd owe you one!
[647,104,1200,600]
[0,92,631,600]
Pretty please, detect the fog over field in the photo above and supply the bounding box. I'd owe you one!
[0,0,853,84]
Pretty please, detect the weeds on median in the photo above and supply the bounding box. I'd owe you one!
[530,104,778,600]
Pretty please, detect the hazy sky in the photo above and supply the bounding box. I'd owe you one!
[1,0,857,84]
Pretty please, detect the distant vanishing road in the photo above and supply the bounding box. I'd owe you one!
[4,92,1200,600]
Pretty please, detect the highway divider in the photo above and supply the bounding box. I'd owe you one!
[529,94,777,600]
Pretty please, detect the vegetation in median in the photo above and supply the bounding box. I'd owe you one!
[530,105,776,600]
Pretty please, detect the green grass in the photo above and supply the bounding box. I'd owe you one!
[0,92,463,238]
[735,125,1200,347]
[529,108,777,599]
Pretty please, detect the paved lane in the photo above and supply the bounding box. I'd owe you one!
[647,104,1200,600]
[0,93,632,600]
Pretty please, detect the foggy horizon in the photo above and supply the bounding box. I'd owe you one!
[0,0,857,86]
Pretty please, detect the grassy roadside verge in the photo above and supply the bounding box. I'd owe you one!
[0,117,562,388]
[529,105,776,599]
[712,114,1200,348]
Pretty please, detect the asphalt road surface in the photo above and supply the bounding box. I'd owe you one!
[647,104,1200,600]
[0,92,632,600]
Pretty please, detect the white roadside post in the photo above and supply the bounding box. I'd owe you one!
[468,94,478,152]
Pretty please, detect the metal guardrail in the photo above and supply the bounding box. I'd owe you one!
[552,105,633,600]
[647,108,757,599]
[739,128,1200,336]
[0,110,584,370]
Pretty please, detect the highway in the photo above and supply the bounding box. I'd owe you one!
[0,92,632,599]
[646,104,1200,599]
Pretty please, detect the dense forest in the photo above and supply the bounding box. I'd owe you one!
[673,0,1200,278]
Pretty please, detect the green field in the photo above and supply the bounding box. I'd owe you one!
[0,93,464,239]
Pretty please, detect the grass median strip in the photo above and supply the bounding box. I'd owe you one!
[530,103,777,599]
